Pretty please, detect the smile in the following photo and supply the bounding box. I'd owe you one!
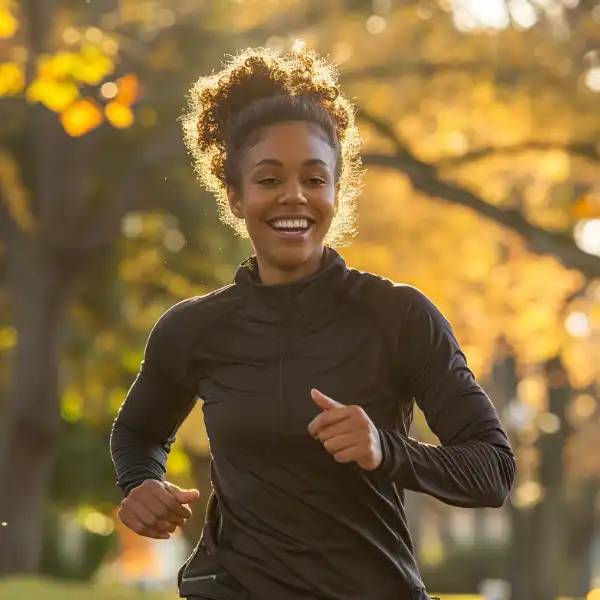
[268,217,315,233]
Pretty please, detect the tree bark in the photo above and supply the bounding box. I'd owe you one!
[0,230,76,574]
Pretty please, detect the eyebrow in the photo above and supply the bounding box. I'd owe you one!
[253,158,330,169]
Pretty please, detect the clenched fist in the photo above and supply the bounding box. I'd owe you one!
[308,389,383,471]
[117,480,200,539]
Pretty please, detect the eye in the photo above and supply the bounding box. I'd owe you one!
[307,177,327,187]
[258,177,279,187]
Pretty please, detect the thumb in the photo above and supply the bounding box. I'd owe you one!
[311,388,343,411]
[164,482,200,504]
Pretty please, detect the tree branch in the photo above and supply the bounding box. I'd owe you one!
[341,60,574,90]
[435,140,600,167]
[117,0,360,72]
[358,110,600,280]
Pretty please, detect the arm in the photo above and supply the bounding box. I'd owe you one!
[377,287,516,508]
[110,305,198,497]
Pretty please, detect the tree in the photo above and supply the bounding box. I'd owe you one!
[0,0,354,574]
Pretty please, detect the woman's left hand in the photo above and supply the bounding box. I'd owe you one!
[308,389,383,471]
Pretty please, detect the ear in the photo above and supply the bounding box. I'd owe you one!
[227,188,244,219]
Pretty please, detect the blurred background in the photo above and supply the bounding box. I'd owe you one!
[1,1,600,599]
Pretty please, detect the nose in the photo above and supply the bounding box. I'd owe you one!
[278,179,307,205]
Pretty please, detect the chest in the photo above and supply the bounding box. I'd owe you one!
[194,306,405,451]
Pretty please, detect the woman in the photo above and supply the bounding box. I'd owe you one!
[110,46,515,600]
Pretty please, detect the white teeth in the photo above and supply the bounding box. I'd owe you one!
[271,218,310,230]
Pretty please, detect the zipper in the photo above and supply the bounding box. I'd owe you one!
[279,295,293,426]
[279,350,287,421]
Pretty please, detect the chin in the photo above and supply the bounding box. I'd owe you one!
[267,243,323,271]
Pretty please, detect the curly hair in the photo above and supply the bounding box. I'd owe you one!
[181,45,363,246]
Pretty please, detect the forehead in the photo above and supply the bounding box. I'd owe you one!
[245,121,336,167]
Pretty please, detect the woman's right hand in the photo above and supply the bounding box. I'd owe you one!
[117,479,200,539]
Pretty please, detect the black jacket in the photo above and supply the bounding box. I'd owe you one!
[110,248,515,600]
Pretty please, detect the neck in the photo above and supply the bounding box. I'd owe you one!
[256,248,325,285]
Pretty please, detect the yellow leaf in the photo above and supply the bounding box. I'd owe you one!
[0,7,17,39]
[27,77,79,112]
[72,44,115,85]
[0,62,25,95]
[49,51,79,78]
[105,101,134,128]
[109,388,127,414]
[166,446,192,478]
[572,193,600,220]
[116,73,140,106]
[0,326,16,351]
[36,55,55,79]
[61,389,83,423]
[60,98,104,137]
[121,349,143,373]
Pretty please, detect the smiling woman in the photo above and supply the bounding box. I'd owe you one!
[110,45,515,600]
[180,46,362,245]
[228,120,340,283]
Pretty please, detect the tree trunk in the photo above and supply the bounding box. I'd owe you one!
[568,481,599,598]
[0,231,75,574]
[532,356,570,600]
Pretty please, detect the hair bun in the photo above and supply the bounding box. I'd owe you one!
[187,47,341,151]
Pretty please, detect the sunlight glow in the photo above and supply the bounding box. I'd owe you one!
[100,81,118,99]
[565,311,591,338]
[366,15,387,34]
[84,27,103,44]
[508,0,538,29]
[585,67,600,92]
[452,0,510,30]
[574,219,600,256]
[62,27,80,45]
[452,0,540,31]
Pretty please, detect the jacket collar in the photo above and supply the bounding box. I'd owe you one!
[234,247,350,323]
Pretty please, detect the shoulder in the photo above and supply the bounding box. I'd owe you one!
[345,269,452,343]
[147,283,239,349]
[142,284,240,385]
[346,269,442,319]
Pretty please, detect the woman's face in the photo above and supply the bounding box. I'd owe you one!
[228,121,338,284]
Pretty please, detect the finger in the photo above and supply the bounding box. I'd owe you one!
[127,499,177,534]
[119,506,170,540]
[164,482,201,505]
[152,486,193,520]
[332,446,363,465]
[144,493,187,527]
[322,434,359,455]
[316,419,357,443]
[308,406,353,438]
[311,389,343,411]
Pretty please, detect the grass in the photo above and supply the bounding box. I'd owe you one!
[0,580,582,600]
[0,577,177,600]
[0,579,486,600]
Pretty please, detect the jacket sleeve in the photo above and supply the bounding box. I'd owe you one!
[376,286,516,508]
[110,303,198,497]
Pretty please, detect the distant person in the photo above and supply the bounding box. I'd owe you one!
[110,45,515,600]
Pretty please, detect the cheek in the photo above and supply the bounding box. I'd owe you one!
[320,190,337,220]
